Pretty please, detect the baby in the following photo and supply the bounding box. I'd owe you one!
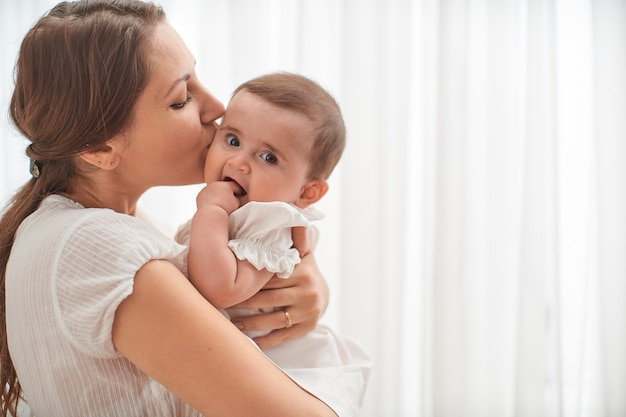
[177,72,370,417]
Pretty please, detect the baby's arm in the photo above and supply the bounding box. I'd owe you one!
[187,182,274,309]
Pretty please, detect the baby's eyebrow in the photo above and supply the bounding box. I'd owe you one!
[262,141,288,162]
[218,124,242,136]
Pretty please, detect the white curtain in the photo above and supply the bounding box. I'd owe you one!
[1,1,624,416]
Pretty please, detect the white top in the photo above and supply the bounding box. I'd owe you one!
[5,195,199,417]
[228,201,323,278]
[176,201,323,279]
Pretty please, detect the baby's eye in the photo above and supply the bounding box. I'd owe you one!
[260,151,278,165]
[226,134,240,147]
[170,95,192,110]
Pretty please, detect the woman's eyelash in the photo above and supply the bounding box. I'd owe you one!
[170,95,192,109]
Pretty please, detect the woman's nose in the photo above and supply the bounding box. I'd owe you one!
[198,86,225,124]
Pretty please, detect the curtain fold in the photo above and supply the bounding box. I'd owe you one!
[593,1,626,415]
[1,1,624,416]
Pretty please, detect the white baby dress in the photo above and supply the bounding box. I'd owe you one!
[227,201,323,278]
[177,201,372,417]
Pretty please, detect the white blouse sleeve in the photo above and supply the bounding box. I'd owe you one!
[227,202,323,278]
[54,210,188,358]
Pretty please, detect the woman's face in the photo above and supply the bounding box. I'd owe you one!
[115,23,224,191]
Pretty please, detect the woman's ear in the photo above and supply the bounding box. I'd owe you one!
[296,179,329,208]
[78,142,120,170]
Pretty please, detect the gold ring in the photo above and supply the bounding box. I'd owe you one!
[284,310,293,328]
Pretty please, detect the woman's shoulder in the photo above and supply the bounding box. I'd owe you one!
[38,194,169,236]
[24,194,186,265]
[34,194,133,229]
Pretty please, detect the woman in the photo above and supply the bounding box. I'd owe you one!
[0,1,335,416]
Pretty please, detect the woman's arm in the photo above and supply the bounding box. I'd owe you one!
[112,259,335,417]
[229,228,330,350]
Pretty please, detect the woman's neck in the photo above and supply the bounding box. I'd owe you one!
[62,183,139,216]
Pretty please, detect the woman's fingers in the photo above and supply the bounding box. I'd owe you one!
[229,252,329,349]
[291,226,311,257]
[235,309,316,350]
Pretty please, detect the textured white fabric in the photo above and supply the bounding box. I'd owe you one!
[228,201,323,278]
[265,324,372,417]
[5,195,199,417]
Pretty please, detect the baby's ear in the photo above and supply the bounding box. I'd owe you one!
[296,179,328,208]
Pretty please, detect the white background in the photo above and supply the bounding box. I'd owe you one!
[1,1,625,416]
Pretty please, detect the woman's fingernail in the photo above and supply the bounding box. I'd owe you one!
[233,321,244,330]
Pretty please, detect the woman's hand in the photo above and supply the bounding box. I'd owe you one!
[229,227,329,349]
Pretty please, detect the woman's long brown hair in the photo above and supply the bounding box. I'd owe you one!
[0,1,164,415]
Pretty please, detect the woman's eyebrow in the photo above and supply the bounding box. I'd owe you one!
[163,73,191,99]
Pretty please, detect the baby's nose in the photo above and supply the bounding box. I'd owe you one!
[226,156,250,173]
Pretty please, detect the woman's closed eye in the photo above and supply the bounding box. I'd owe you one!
[170,94,192,110]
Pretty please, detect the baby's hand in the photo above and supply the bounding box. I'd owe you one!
[195,181,241,214]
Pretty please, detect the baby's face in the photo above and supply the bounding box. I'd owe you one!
[204,90,315,208]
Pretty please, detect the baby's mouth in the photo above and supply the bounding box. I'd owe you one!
[223,177,247,197]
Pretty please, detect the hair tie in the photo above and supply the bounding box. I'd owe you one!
[29,159,41,178]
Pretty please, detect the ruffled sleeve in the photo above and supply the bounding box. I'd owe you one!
[227,202,323,278]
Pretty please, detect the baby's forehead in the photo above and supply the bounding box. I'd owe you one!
[222,96,315,145]
[225,90,279,113]
[226,91,314,130]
